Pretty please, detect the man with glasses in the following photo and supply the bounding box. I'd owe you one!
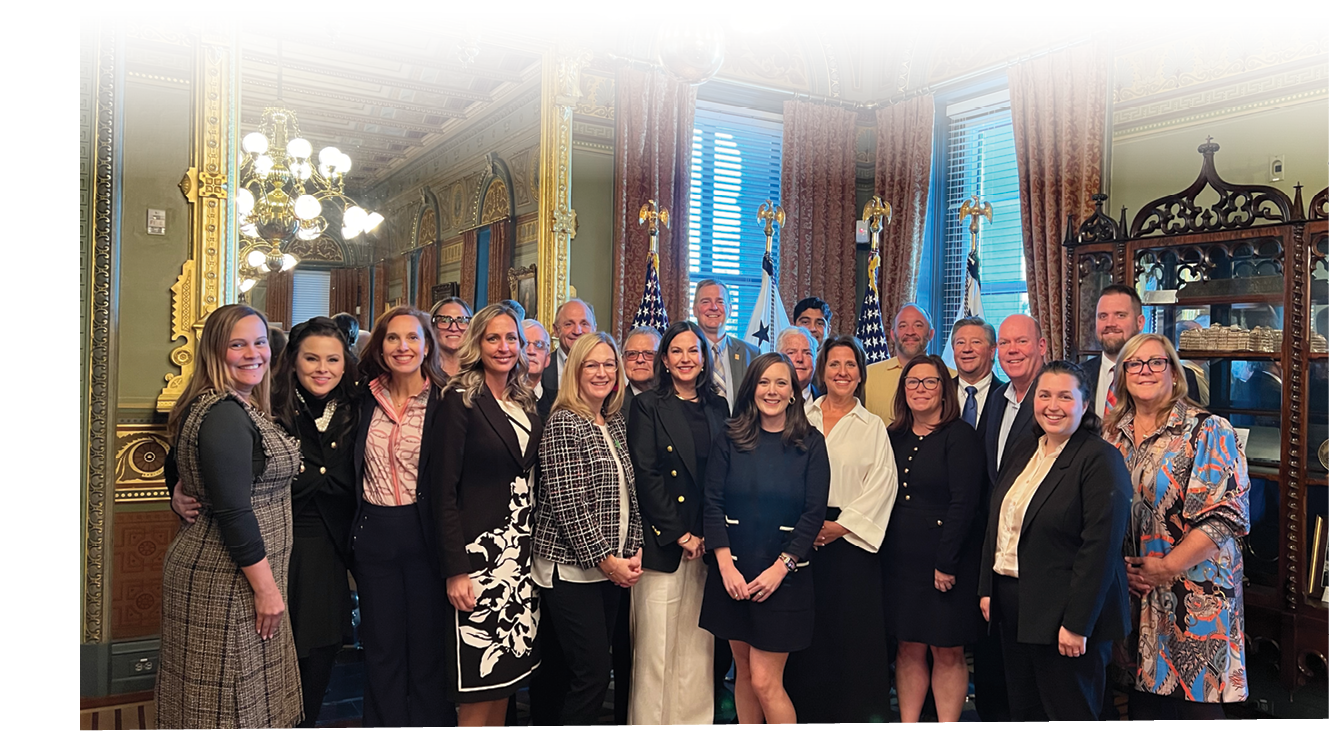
[622,326,662,413]
[430,296,473,376]
[523,319,555,419]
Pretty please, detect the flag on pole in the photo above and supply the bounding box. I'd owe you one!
[942,244,984,366]
[630,252,669,333]
[855,250,890,364]
[744,252,790,353]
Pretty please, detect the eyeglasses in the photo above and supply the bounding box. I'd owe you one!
[623,350,656,362]
[903,376,942,391]
[527,341,550,351]
[432,314,471,329]
[1122,357,1169,375]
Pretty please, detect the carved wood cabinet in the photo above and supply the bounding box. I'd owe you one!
[1064,140,1328,692]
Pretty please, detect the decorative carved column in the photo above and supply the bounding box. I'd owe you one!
[158,33,234,413]
[538,47,590,323]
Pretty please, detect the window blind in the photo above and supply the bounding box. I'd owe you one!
[688,104,784,330]
[291,269,331,327]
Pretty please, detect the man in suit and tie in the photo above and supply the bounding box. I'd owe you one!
[1081,284,1198,416]
[865,303,954,425]
[986,314,1046,486]
[622,326,663,415]
[777,326,820,403]
[693,279,759,413]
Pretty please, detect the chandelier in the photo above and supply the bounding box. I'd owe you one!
[236,106,383,293]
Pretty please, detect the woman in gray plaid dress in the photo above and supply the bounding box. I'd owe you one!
[156,304,303,728]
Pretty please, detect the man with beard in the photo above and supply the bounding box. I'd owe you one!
[865,303,954,425]
[1082,284,1196,416]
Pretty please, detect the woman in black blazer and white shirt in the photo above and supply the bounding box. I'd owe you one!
[433,302,543,725]
[533,331,644,725]
[978,360,1131,721]
[625,321,729,724]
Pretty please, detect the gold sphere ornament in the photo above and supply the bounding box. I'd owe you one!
[653,14,728,85]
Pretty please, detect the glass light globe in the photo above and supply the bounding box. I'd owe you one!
[318,162,335,179]
[363,211,385,232]
[282,254,299,271]
[254,155,274,176]
[336,152,353,174]
[239,278,257,293]
[258,262,270,273]
[290,161,310,181]
[242,132,269,155]
[343,205,367,228]
[342,225,360,239]
[246,249,267,267]
[236,188,255,215]
[286,137,312,159]
[728,13,786,34]
[297,225,321,241]
[294,194,322,220]
[319,146,342,166]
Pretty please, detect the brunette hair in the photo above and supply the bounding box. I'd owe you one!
[167,304,272,440]
[551,331,627,421]
[813,335,868,403]
[889,354,960,432]
[447,302,536,412]
[1029,360,1101,437]
[726,352,813,452]
[360,306,448,389]
[652,320,721,401]
[271,317,361,437]
[430,296,473,317]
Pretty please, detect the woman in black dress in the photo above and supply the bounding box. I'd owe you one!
[882,354,984,722]
[433,302,543,725]
[700,352,830,724]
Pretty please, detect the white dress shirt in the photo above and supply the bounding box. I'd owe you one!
[805,396,899,553]
[996,382,1029,470]
[801,383,813,403]
[1096,354,1117,416]
[993,436,1069,578]
[956,372,993,425]
[556,346,569,380]
[532,380,544,400]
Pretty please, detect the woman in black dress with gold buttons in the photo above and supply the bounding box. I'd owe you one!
[881,354,984,722]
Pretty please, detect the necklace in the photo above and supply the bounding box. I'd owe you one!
[296,390,338,433]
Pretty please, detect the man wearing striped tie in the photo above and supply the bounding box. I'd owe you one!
[692,279,758,414]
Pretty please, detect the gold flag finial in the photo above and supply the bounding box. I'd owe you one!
[958,192,993,248]
[756,200,785,254]
[861,196,893,252]
[638,199,670,256]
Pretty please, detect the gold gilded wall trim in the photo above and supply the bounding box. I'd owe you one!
[538,47,590,324]
[158,38,232,413]
[84,24,120,646]
[115,427,172,502]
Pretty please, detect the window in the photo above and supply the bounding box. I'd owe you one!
[688,103,783,330]
[926,87,1027,361]
[291,268,331,326]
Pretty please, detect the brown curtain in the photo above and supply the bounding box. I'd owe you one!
[1009,43,1107,359]
[459,228,479,309]
[372,262,387,325]
[416,243,438,311]
[487,218,513,305]
[357,267,371,329]
[264,270,293,329]
[612,63,696,340]
[329,267,360,319]
[874,94,935,329]
[780,100,858,335]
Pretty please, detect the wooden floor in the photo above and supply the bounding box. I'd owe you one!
[80,692,154,730]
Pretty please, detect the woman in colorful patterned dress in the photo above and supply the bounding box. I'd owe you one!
[1103,333,1250,719]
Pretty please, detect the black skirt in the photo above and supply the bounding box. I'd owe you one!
[699,557,814,654]
[784,521,891,723]
[288,510,352,657]
[880,504,983,647]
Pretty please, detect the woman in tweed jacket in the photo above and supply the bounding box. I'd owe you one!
[532,331,644,725]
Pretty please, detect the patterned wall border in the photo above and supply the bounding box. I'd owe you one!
[114,426,171,502]
[1113,59,1327,133]
[1112,86,1327,141]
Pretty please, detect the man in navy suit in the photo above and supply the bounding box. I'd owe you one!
[986,314,1046,487]
[1081,284,1198,416]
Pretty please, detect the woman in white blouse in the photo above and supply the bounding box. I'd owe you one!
[783,335,898,723]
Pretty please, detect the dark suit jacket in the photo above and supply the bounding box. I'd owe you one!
[978,429,1132,645]
[721,335,760,395]
[537,358,560,419]
[984,380,1036,494]
[351,384,445,568]
[1082,354,1200,415]
[626,390,730,573]
[956,374,1006,514]
[432,386,543,578]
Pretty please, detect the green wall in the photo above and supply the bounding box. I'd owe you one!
[116,79,193,411]
[569,148,615,330]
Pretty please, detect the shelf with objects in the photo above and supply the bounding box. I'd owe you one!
[1062,139,1329,693]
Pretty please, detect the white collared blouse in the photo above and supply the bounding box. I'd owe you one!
[805,396,899,552]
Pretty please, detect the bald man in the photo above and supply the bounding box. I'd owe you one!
[986,314,1047,484]
[864,303,955,425]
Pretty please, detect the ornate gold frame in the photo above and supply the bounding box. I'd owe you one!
[537,46,590,323]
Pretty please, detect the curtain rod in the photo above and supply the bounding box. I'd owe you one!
[608,19,1116,110]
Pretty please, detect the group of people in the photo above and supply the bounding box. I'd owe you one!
[153,276,1251,728]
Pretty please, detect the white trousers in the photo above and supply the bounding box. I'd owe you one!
[627,558,714,725]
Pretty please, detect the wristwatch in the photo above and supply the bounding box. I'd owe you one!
[779,553,798,573]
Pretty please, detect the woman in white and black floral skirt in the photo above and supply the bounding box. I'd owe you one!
[433,302,544,725]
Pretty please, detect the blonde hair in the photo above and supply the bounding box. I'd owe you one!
[550,332,625,421]
[167,304,272,440]
[1102,332,1190,434]
[447,302,536,412]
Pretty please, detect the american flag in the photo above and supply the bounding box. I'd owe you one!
[631,252,669,333]
[855,250,889,364]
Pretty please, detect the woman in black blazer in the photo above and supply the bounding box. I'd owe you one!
[350,306,455,727]
[625,321,729,724]
[532,331,644,725]
[433,302,543,725]
[978,360,1131,721]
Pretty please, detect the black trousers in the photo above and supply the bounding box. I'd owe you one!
[1128,688,1226,720]
[296,643,340,727]
[971,630,1010,721]
[527,605,569,725]
[352,503,456,727]
[994,575,1110,722]
[540,570,623,725]
[612,586,632,724]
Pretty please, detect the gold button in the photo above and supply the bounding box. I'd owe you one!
[677,495,685,503]
[903,482,908,488]
[671,470,678,477]
[908,456,913,461]
[667,445,673,452]
[331,441,337,449]
[936,520,943,526]
[904,494,911,500]
[319,466,327,475]
[653,527,661,535]
[299,464,305,473]
[905,468,909,474]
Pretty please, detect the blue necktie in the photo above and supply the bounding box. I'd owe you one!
[962,385,978,428]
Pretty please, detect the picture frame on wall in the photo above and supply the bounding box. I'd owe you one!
[1309,515,1328,603]
[509,265,537,322]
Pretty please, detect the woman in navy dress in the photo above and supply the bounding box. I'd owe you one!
[700,352,831,724]
[882,354,985,722]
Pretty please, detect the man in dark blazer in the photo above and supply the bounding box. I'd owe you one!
[523,319,556,419]
[693,279,759,414]
[537,298,597,419]
[1081,284,1198,416]
[986,314,1046,489]
[622,326,663,417]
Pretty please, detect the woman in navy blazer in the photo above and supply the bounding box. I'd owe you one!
[978,360,1131,721]
[350,306,455,727]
